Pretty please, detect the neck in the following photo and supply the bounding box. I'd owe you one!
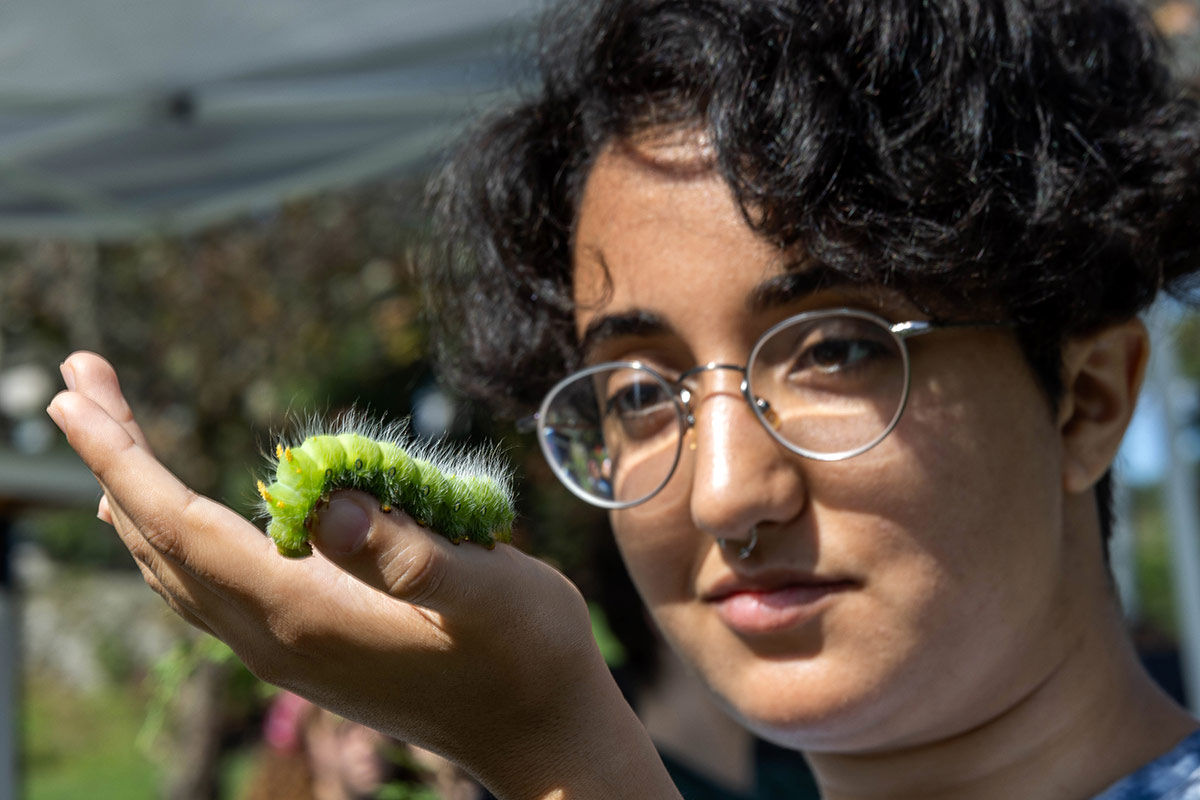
[639,642,756,794]
[808,589,1196,800]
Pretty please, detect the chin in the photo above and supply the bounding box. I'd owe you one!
[701,655,917,754]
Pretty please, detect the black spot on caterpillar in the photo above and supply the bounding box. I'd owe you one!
[255,415,515,558]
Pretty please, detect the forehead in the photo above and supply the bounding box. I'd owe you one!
[572,136,782,330]
[570,136,907,350]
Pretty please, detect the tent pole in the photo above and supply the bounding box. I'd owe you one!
[0,515,18,800]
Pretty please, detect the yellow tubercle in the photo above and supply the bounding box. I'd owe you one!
[275,443,284,459]
[256,480,273,504]
[284,447,294,463]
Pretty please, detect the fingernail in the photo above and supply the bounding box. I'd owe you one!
[60,362,77,391]
[46,401,67,433]
[312,495,370,556]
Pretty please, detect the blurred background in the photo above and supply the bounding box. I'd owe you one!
[0,1,1198,799]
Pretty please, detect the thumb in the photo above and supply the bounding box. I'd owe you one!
[310,492,375,556]
[309,490,524,618]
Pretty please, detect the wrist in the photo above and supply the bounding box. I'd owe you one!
[471,647,681,800]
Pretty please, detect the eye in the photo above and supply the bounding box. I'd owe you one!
[602,374,678,441]
[777,318,898,387]
[605,377,673,417]
[802,337,887,373]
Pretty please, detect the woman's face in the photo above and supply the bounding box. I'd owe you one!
[571,136,1093,753]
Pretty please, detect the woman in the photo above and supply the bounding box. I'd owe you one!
[48,0,1200,797]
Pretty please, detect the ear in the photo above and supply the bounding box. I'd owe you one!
[1057,318,1150,493]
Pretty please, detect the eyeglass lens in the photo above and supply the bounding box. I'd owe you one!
[538,312,909,507]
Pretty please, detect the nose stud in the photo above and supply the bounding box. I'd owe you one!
[719,525,758,560]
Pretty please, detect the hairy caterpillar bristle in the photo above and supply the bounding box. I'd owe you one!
[256,412,516,558]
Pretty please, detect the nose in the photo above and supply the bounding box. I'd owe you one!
[686,371,808,544]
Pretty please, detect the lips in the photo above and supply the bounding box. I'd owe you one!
[703,572,856,635]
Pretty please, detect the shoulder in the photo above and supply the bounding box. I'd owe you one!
[1095,729,1200,800]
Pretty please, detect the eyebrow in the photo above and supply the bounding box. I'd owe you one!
[579,309,675,363]
[746,266,864,314]
[576,261,866,362]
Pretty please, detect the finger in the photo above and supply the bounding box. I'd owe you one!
[47,388,279,603]
[131,556,214,635]
[97,494,113,524]
[99,474,226,623]
[49,399,221,616]
[49,389,342,655]
[309,491,553,622]
[59,351,153,452]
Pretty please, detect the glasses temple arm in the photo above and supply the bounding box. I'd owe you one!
[891,319,1017,340]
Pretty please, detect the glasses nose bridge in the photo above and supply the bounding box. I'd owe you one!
[677,361,748,383]
[675,361,750,425]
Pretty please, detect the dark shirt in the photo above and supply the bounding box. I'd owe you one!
[662,738,820,800]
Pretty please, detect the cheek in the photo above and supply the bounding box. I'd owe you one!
[904,357,1063,562]
[608,495,703,611]
[814,352,1069,678]
[856,393,1059,584]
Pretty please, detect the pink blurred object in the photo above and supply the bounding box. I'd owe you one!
[263,691,311,753]
[1154,1,1200,37]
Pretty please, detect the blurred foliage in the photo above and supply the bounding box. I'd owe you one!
[21,507,138,569]
[1,182,440,530]
[1132,486,1178,638]
[1176,313,1200,383]
[25,677,163,800]
[137,636,247,755]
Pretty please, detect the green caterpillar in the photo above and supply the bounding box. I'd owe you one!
[256,417,515,558]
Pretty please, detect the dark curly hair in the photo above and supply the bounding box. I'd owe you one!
[420,0,1200,539]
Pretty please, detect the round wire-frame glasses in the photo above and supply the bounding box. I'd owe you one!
[530,307,1006,510]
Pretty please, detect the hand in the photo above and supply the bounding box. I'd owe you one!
[47,352,681,800]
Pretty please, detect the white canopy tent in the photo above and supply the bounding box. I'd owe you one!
[0,0,541,239]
